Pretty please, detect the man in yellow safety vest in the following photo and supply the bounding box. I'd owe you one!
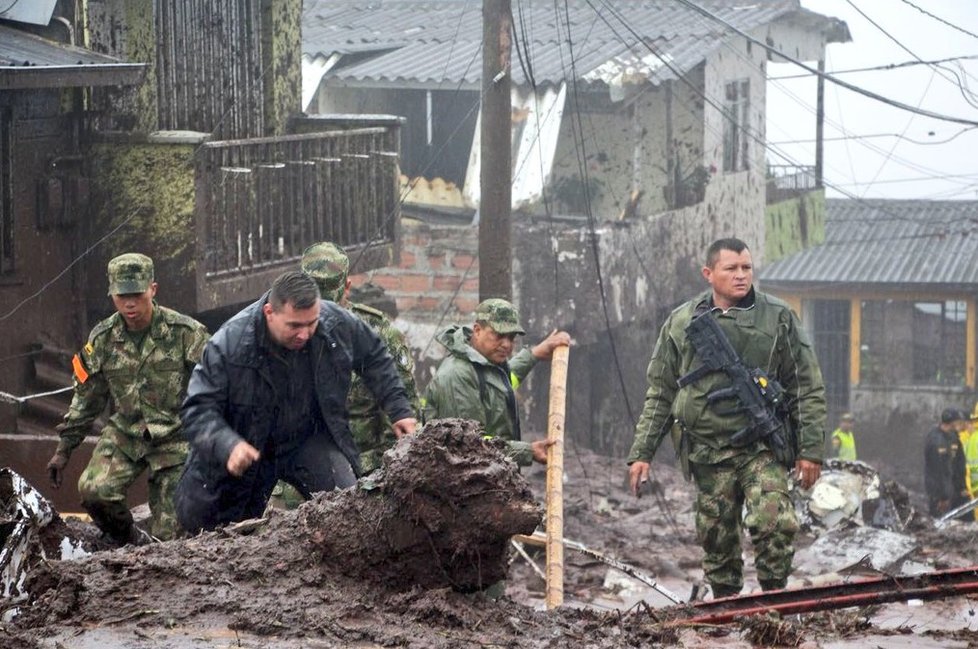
[830,412,857,461]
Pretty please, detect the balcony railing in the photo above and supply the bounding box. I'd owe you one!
[193,127,400,309]
[767,164,819,203]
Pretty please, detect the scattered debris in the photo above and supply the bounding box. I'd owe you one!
[795,460,915,532]
[794,526,920,575]
[0,468,90,622]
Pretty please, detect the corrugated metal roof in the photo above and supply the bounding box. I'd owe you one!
[0,24,145,89]
[303,0,847,88]
[760,199,978,290]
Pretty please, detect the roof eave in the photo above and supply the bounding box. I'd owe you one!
[0,62,147,89]
[788,8,853,45]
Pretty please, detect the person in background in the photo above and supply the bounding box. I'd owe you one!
[301,242,420,474]
[829,412,857,461]
[924,408,968,518]
[963,405,978,521]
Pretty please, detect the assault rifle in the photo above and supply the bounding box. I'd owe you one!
[676,311,796,467]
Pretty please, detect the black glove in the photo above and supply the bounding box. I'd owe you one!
[46,452,70,488]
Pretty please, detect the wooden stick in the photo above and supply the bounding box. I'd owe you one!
[545,345,569,609]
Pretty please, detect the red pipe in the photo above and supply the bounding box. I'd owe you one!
[678,567,978,624]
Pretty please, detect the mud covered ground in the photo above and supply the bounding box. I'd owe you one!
[4,423,978,648]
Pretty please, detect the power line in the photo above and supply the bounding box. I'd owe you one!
[830,172,978,187]
[673,0,978,127]
[769,55,978,80]
[842,0,978,111]
[555,0,683,535]
[897,0,978,42]
[770,127,978,146]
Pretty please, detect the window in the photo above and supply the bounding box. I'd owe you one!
[722,79,750,172]
[859,299,967,386]
[0,107,12,274]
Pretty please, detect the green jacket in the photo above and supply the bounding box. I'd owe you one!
[423,325,538,465]
[627,288,826,468]
[58,304,210,461]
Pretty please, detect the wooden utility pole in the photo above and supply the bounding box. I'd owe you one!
[545,345,569,609]
[815,59,825,189]
[480,0,512,301]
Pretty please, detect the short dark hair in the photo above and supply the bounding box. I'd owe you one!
[706,238,750,268]
[269,270,320,311]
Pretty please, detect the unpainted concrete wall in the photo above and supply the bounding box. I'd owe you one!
[84,141,197,320]
[765,191,826,262]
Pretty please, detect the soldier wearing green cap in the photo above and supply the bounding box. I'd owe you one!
[46,253,209,544]
[423,298,570,466]
[300,242,420,474]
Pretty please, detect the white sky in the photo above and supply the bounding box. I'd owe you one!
[765,0,978,200]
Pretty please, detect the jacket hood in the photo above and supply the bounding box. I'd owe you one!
[436,324,495,366]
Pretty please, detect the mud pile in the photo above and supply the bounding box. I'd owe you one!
[3,425,978,648]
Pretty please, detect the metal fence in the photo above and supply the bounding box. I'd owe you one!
[195,127,399,278]
[766,164,819,203]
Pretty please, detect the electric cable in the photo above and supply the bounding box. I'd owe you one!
[672,0,978,127]
[897,0,978,42]
[558,0,685,536]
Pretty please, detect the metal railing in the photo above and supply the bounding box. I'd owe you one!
[194,127,399,278]
[766,164,818,202]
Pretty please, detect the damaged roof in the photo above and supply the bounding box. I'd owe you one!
[304,0,850,89]
[0,23,146,89]
[760,199,978,291]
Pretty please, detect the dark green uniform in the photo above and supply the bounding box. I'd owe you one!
[423,324,538,466]
[348,302,420,473]
[58,305,209,540]
[628,288,826,594]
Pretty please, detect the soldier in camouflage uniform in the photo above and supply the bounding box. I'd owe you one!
[423,299,570,466]
[46,253,209,543]
[626,238,826,598]
[302,242,420,473]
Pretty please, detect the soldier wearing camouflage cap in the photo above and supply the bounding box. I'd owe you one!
[47,253,209,545]
[294,243,420,476]
[423,298,570,466]
[301,241,350,303]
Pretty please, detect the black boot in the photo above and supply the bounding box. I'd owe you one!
[711,583,742,599]
[759,580,786,592]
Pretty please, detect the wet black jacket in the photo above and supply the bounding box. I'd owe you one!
[177,293,412,524]
[924,425,966,513]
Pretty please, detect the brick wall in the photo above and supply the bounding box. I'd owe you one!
[350,216,479,323]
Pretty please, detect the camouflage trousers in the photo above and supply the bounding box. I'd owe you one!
[351,415,397,475]
[690,451,799,595]
[77,426,187,541]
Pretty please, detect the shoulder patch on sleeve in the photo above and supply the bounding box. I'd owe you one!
[72,353,90,384]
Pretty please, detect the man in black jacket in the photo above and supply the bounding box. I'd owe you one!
[924,408,968,517]
[175,271,416,532]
